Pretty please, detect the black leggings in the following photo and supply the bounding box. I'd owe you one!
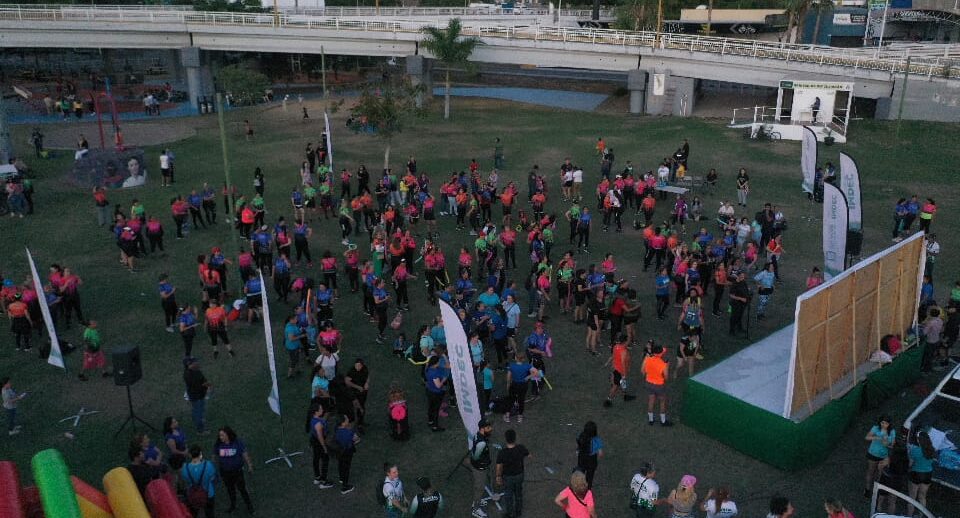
[295,238,312,263]
[208,327,229,346]
[221,469,251,509]
[577,228,590,248]
[508,382,528,416]
[375,305,387,336]
[162,299,178,327]
[310,436,330,480]
[656,295,670,318]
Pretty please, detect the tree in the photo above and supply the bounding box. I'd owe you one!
[420,18,482,120]
[784,0,812,43]
[348,75,423,170]
[217,64,270,106]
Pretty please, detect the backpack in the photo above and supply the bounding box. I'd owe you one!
[376,480,389,507]
[185,462,209,510]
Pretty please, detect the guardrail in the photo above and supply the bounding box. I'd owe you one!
[0,6,956,80]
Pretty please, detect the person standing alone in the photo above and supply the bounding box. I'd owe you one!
[496,428,531,518]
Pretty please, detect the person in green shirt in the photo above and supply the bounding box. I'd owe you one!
[304,185,318,215]
[565,202,581,244]
[131,200,146,223]
[251,194,265,228]
[79,321,111,381]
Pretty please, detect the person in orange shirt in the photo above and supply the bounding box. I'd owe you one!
[603,333,636,407]
[205,300,233,359]
[595,137,605,157]
[641,342,672,426]
[7,294,33,352]
[500,187,515,227]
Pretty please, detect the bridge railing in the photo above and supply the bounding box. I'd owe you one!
[0,6,957,80]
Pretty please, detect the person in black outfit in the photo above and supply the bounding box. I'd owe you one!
[357,164,371,195]
[183,358,210,434]
[728,271,751,336]
[467,418,494,513]
[126,446,160,496]
[409,477,443,517]
[496,429,531,518]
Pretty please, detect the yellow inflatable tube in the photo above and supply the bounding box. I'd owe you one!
[101,468,150,518]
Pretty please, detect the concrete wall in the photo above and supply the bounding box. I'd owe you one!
[877,76,960,122]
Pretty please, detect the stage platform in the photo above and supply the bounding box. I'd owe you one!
[683,330,922,470]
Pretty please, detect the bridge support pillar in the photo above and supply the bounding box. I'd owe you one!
[644,68,670,116]
[180,47,208,114]
[644,70,696,117]
[672,77,696,117]
[405,55,433,108]
[627,69,647,115]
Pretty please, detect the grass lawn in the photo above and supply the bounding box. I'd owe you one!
[2,98,958,517]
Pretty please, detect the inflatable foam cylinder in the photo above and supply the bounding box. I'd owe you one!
[100,469,149,518]
[30,449,81,518]
[69,477,112,518]
[0,461,26,518]
[144,480,189,518]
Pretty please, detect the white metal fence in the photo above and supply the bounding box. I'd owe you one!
[0,5,956,80]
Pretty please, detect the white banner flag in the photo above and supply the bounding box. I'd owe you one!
[839,152,862,232]
[438,300,481,444]
[260,271,281,416]
[822,183,849,280]
[801,126,818,194]
[26,248,64,369]
[323,112,334,172]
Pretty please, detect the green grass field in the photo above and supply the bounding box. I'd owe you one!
[2,98,958,517]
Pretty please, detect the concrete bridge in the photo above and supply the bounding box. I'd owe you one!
[1,5,958,121]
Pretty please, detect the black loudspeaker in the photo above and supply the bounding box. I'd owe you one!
[847,230,864,257]
[112,346,142,386]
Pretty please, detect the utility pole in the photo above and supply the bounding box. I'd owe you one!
[896,57,911,138]
[216,92,243,287]
[655,0,664,47]
[321,46,327,98]
[706,0,713,35]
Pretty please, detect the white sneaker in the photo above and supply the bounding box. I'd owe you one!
[472,507,488,518]
[8,429,20,436]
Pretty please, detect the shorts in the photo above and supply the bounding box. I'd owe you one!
[424,211,435,221]
[645,381,665,396]
[161,168,171,178]
[246,295,262,309]
[305,198,316,208]
[587,319,598,331]
[611,370,623,387]
[294,204,304,210]
[564,181,573,188]
[866,452,886,462]
[83,350,106,370]
[503,205,512,215]
[507,328,517,338]
[204,285,221,300]
[410,216,420,225]
[624,316,640,325]
[909,471,932,484]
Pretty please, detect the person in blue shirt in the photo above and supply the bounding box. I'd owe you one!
[577,208,592,252]
[478,286,501,308]
[188,190,206,229]
[906,430,936,516]
[479,360,494,415]
[333,414,358,494]
[753,262,776,320]
[430,318,447,348]
[284,314,305,378]
[456,272,476,302]
[178,305,199,358]
[273,254,292,303]
[243,276,263,324]
[505,353,537,423]
[181,445,218,516]
[904,195,920,233]
[469,332,485,367]
[158,273,178,333]
[864,416,896,496]
[655,268,671,320]
[251,226,273,273]
[525,323,550,397]
[491,308,510,367]
[424,356,448,432]
[213,427,254,513]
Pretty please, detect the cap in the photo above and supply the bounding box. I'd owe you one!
[260,225,268,231]
[2,279,13,287]
[478,418,491,429]
[680,474,697,488]
[416,477,432,490]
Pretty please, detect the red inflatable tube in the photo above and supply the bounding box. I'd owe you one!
[20,487,42,518]
[0,461,25,518]
[144,480,189,518]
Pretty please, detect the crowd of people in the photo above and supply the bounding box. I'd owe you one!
[1,124,953,518]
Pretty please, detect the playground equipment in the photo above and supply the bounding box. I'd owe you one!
[0,449,188,518]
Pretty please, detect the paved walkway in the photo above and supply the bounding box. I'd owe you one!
[432,86,608,112]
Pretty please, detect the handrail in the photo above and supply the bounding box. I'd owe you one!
[0,6,956,80]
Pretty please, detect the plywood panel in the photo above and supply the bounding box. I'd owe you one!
[788,233,924,418]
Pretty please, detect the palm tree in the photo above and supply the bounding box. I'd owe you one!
[420,18,482,120]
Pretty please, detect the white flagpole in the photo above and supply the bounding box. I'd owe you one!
[26,248,64,369]
[260,270,302,467]
[438,300,482,445]
[324,111,333,172]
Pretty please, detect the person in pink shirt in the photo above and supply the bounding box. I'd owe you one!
[601,253,617,282]
[554,470,596,518]
[806,266,824,291]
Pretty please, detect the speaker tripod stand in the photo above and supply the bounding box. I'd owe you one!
[114,385,155,438]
